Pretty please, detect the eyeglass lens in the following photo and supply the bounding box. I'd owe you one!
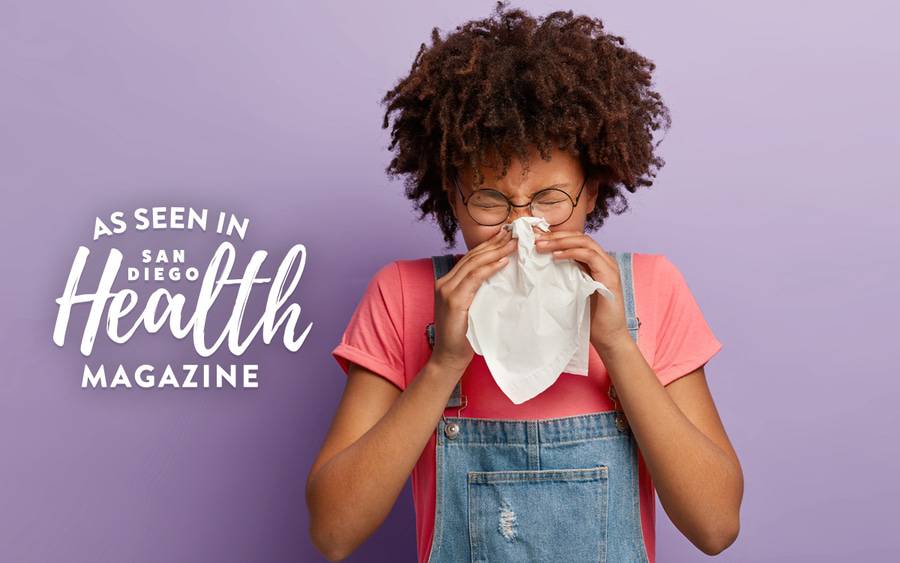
[467,188,574,226]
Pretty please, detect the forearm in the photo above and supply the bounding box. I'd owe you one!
[593,334,742,554]
[307,358,463,559]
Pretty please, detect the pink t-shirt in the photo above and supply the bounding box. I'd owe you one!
[331,252,722,563]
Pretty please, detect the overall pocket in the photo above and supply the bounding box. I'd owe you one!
[467,465,609,563]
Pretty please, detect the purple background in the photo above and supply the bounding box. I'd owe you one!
[1,1,897,561]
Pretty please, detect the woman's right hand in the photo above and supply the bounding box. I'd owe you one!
[430,227,517,374]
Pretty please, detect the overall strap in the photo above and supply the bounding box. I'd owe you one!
[609,251,642,342]
[607,251,641,432]
[427,254,465,408]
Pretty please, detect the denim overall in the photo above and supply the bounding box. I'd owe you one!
[424,251,648,563]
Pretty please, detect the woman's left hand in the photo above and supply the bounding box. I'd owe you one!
[534,230,631,351]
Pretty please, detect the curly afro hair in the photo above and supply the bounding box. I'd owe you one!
[381,1,672,249]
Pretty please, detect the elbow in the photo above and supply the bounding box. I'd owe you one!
[697,455,743,555]
[307,473,354,561]
[696,517,740,556]
[308,506,356,561]
[309,523,352,562]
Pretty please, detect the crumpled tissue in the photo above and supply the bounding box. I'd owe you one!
[466,216,616,405]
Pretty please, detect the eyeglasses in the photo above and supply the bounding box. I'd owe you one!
[452,173,587,227]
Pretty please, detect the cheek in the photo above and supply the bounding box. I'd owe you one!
[551,212,587,233]
[468,226,501,246]
[459,218,503,248]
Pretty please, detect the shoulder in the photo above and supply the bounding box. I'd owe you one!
[629,251,691,316]
[365,255,439,300]
[394,253,463,286]
[630,251,680,286]
[367,254,433,282]
[630,250,717,330]
[394,256,437,280]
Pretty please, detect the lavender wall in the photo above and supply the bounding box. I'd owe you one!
[1,1,897,561]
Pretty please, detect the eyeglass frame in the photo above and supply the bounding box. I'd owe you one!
[451,171,588,227]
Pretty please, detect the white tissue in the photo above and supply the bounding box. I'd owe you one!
[466,216,616,405]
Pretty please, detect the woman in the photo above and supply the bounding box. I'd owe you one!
[307,3,743,561]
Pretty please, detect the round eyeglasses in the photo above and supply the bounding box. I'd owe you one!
[452,173,587,227]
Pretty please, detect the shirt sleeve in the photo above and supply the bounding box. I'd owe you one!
[651,255,723,386]
[331,261,407,391]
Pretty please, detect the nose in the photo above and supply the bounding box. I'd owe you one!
[507,204,533,221]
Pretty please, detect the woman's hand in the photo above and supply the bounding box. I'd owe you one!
[534,230,631,351]
[431,227,517,373]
